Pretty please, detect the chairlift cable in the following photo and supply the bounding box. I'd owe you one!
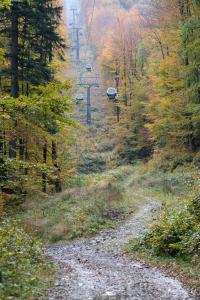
[84,0,96,63]
[88,0,96,30]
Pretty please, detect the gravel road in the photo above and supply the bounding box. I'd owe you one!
[46,198,196,300]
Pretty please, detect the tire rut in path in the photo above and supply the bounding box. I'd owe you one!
[46,198,196,300]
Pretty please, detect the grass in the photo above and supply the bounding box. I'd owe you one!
[14,163,200,296]
[123,165,200,297]
[19,165,145,244]
[2,163,145,299]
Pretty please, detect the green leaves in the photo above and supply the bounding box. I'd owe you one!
[0,81,74,133]
[0,0,66,92]
[0,0,11,9]
[0,218,53,299]
[131,194,200,257]
[0,80,76,203]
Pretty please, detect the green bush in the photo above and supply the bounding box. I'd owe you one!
[131,200,200,258]
[0,218,53,300]
[78,154,106,174]
[188,195,200,220]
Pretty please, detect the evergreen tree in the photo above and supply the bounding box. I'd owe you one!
[0,0,66,97]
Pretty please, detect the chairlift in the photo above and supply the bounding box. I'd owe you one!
[85,64,92,72]
[76,94,84,102]
[107,87,117,100]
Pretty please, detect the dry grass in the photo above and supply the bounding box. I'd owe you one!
[19,166,141,244]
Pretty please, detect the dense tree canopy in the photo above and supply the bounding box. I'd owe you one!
[84,0,200,167]
[0,1,200,298]
[0,0,66,97]
[0,0,75,209]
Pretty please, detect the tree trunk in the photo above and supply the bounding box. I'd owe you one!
[0,132,4,184]
[11,1,19,98]
[0,132,4,159]
[9,139,17,158]
[42,143,47,193]
[123,48,128,106]
[24,139,28,175]
[177,0,191,17]
[52,141,62,193]
[26,82,29,96]
[3,131,6,156]
[19,138,25,160]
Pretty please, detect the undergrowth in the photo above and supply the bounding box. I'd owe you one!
[125,165,200,295]
[20,166,139,243]
[0,218,54,300]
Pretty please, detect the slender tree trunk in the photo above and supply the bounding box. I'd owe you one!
[0,127,9,188]
[0,132,4,184]
[24,139,28,175]
[123,48,128,106]
[42,143,47,193]
[3,131,6,156]
[19,138,25,160]
[21,17,27,95]
[178,0,191,17]
[0,132,3,159]
[11,1,19,98]
[8,2,19,185]
[52,141,62,193]
[9,140,17,158]
[26,82,29,96]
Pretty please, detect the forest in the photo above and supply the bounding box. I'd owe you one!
[0,0,199,299]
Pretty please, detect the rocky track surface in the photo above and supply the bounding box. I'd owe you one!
[46,198,196,300]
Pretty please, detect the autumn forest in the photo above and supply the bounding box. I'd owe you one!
[0,1,200,299]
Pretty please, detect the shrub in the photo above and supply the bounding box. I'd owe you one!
[78,154,106,174]
[0,218,53,299]
[188,195,200,220]
[131,200,200,258]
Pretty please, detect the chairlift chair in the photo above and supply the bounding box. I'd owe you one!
[107,87,117,100]
[76,94,84,102]
[85,64,92,72]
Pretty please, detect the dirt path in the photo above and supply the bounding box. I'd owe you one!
[46,198,196,300]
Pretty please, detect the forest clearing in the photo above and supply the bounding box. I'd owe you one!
[0,0,200,299]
